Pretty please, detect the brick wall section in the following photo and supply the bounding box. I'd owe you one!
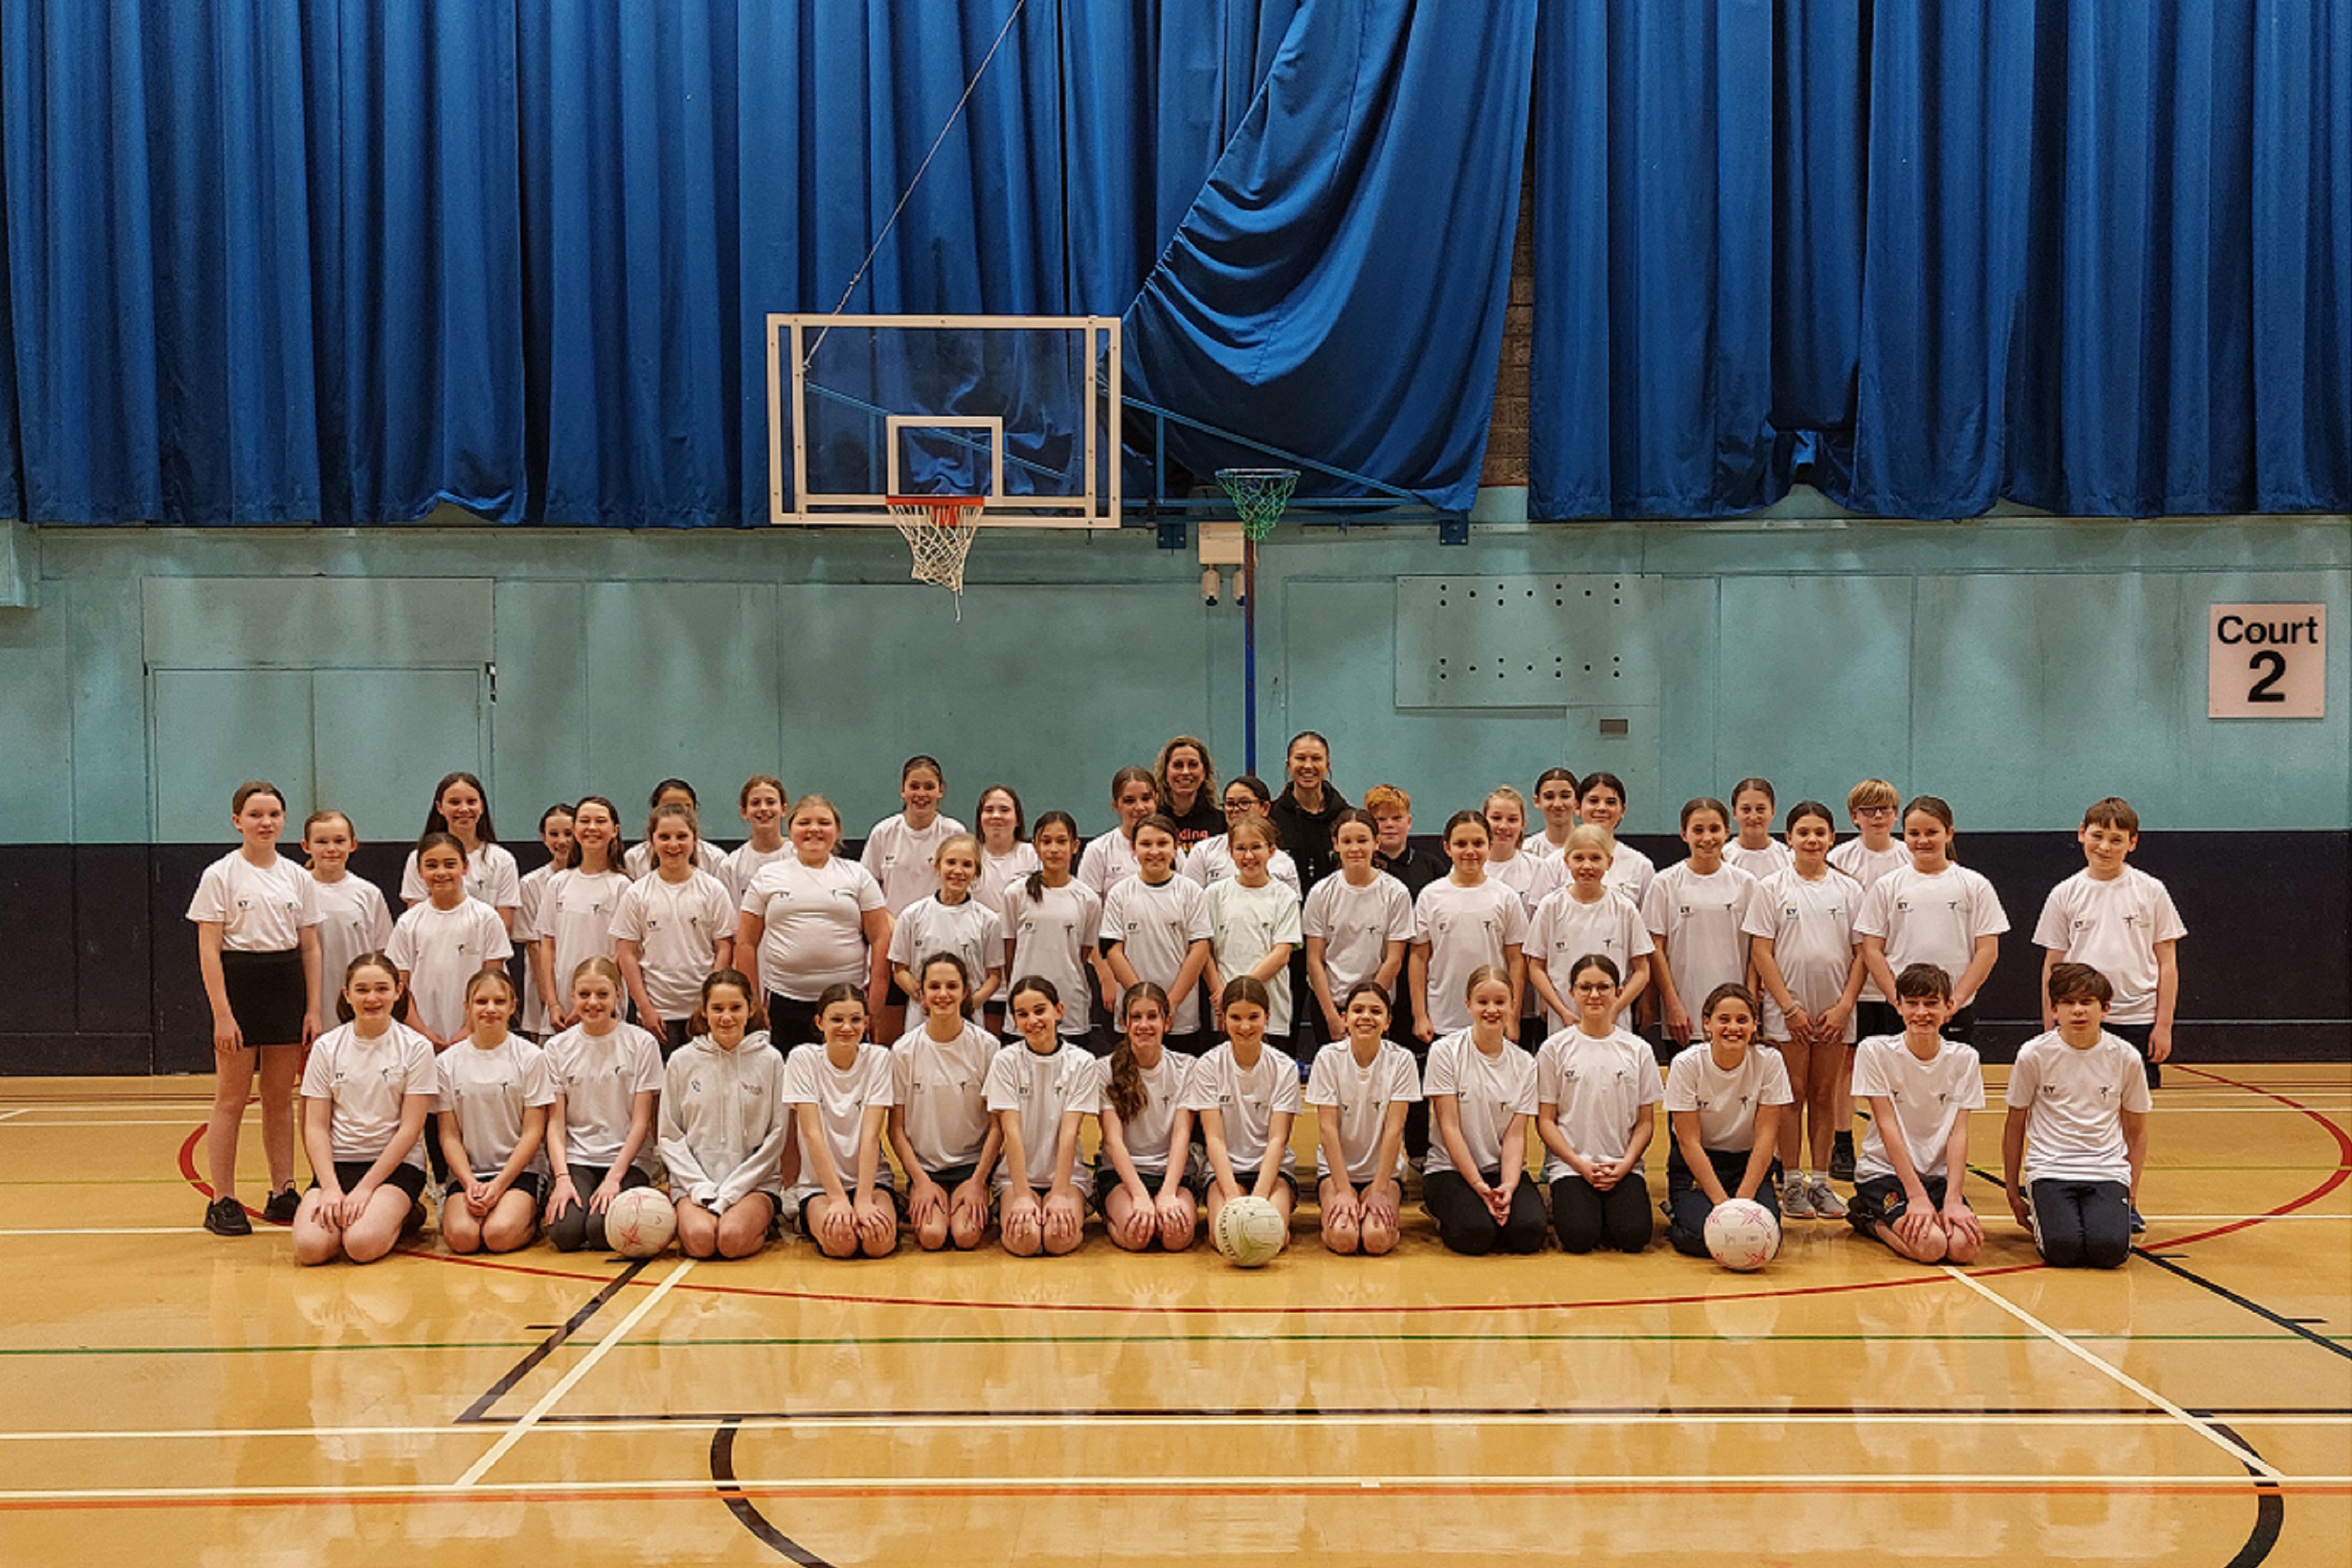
[1481,150,1536,489]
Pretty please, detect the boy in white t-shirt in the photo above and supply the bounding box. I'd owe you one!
[2003,963,2152,1268]
[1845,963,1986,1264]
[2032,796,2185,1092]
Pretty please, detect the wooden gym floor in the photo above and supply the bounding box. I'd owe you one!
[1,1062,2345,1566]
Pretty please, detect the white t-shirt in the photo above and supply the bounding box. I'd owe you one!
[1487,850,1567,916]
[385,897,514,1041]
[187,851,320,952]
[1076,831,1139,900]
[1302,872,1417,1002]
[985,1041,1101,1190]
[1851,1033,1985,1183]
[1535,1024,1662,1177]
[624,839,731,883]
[1204,876,1304,1034]
[1421,1028,1539,1177]
[535,869,629,1001]
[1101,875,1215,1035]
[2007,1030,2154,1185]
[976,842,1042,917]
[1642,861,1762,1019]
[889,1019,998,1172]
[888,894,1005,995]
[1855,864,2011,995]
[515,864,556,1034]
[1828,839,1910,1000]
[724,841,793,908]
[541,1020,665,1172]
[998,878,1104,1036]
[1604,842,1656,908]
[1094,1047,1196,1177]
[1412,878,1530,1032]
[1743,866,1864,1041]
[1182,834,1302,895]
[1828,837,1907,889]
[1180,1042,1303,1177]
[2031,867,2187,1026]
[780,1041,897,1198]
[1724,839,1795,880]
[861,812,969,914]
[435,1035,555,1179]
[740,856,888,1000]
[301,1020,437,1168]
[401,842,521,915]
[608,870,735,1020]
[1663,1042,1794,1153]
[1526,888,1654,1026]
[1305,1039,1422,1181]
[307,871,393,995]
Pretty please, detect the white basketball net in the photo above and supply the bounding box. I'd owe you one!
[886,496,986,617]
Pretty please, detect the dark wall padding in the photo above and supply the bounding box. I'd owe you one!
[2,832,2345,1074]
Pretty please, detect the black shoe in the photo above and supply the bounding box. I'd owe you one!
[2145,1060,2162,1091]
[262,1188,301,1225]
[2129,1207,2147,1234]
[1828,1132,1856,1183]
[204,1196,253,1236]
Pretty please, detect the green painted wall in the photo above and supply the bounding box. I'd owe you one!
[2,514,2345,845]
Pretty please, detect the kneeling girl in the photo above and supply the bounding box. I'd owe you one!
[1663,983,1792,1256]
[1422,966,1547,1254]
[1182,977,1302,1246]
[434,970,553,1254]
[1305,981,1421,1255]
[1095,983,1200,1252]
[293,954,434,1265]
[988,976,1098,1256]
[1535,954,1660,1254]
[888,954,1003,1250]
[541,958,663,1252]
[782,984,899,1259]
[660,970,793,1260]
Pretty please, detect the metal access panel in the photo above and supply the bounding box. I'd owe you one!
[1395,575,1664,708]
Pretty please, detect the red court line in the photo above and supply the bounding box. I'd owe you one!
[2,1480,2343,1515]
[175,1126,268,1221]
[2148,1067,2352,1252]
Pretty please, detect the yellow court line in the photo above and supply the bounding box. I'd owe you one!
[1941,1265,2285,1480]
[449,1256,697,1489]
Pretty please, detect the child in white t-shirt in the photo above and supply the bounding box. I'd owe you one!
[1722,777,1795,880]
[1662,984,1793,1256]
[1302,810,1415,1042]
[1536,954,1660,1255]
[1525,823,1654,1031]
[1305,982,1421,1255]
[889,833,1006,1016]
[611,801,735,1055]
[2003,963,2152,1268]
[988,977,1099,1257]
[1409,812,1529,1044]
[1095,983,1200,1252]
[1847,964,1986,1264]
[1826,776,1904,1183]
[782,985,899,1259]
[433,970,553,1255]
[301,810,393,1029]
[292,954,434,1265]
[1744,799,1865,1221]
[2032,796,2186,1091]
[1855,794,2008,1041]
[1202,816,1304,1043]
[1642,797,1761,1047]
[1181,978,1304,1246]
[1421,967,1546,1255]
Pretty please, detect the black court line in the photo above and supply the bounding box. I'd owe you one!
[711,1420,833,1566]
[511,1401,2352,1425]
[456,1261,649,1425]
[2208,1422,2286,1568]
[2135,1250,2352,1363]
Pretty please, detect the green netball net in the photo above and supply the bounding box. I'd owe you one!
[1215,468,1300,542]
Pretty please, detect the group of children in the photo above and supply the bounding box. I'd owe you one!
[186,737,2180,1276]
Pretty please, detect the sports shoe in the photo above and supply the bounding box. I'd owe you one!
[1828,1131,1856,1183]
[1781,1173,1814,1220]
[261,1188,301,1225]
[203,1196,252,1236]
[2129,1206,2147,1234]
[1807,1175,1847,1220]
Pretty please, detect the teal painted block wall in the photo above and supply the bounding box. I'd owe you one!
[2,516,2345,846]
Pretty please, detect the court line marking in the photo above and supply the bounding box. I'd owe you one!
[450,1256,695,1489]
[0,1227,202,1236]
[1940,1265,2285,1480]
[4,1474,2348,1507]
[0,1109,28,1123]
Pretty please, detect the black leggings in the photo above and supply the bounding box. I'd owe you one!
[1550,1170,1654,1254]
[1665,1147,1782,1256]
[546,1162,653,1253]
[2029,1178,2132,1268]
[1423,1167,1547,1255]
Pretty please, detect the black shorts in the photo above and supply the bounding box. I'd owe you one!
[221,948,308,1046]
[1850,1173,1964,1236]
[1092,1164,1198,1213]
[764,993,825,1052]
[445,1170,551,1206]
[1854,1000,1901,1041]
[922,1163,979,1191]
[312,1160,428,1202]
[1218,1164,1297,1197]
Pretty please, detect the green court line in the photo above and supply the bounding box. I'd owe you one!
[15,1332,2339,1359]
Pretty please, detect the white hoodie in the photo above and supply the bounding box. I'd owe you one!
[658,1031,790,1213]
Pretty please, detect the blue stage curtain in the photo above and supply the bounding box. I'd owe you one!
[1122,0,1538,514]
[1531,0,2350,520]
